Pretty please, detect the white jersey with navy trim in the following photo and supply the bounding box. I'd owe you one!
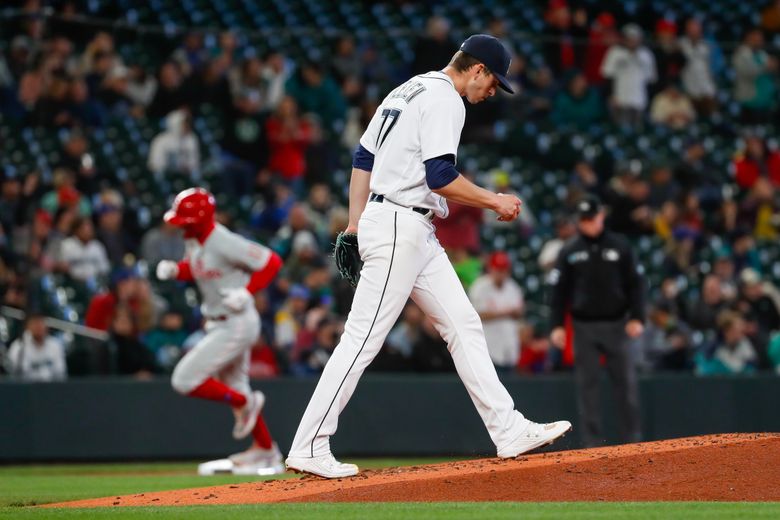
[359,71,465,218]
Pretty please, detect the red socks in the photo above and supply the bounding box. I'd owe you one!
[252,415,273,449]
[188,378,247,407]
[188,378,273,448]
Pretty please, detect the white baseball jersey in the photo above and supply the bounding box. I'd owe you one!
[359,71,466,218]
[185,224,272,317]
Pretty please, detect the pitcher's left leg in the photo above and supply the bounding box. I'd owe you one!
[411,249,528,449]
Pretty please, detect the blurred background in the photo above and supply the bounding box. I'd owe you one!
[0,0,779,461]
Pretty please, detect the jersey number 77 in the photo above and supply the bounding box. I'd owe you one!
[376,108,402,149]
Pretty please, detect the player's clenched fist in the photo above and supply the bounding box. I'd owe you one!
[220,287,253,313]
[156,260,179,280]
[494,193,523,222]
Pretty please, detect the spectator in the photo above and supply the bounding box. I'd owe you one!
[733,135,780,190]
[433,174,484,255]
[736,268,780,367]
[518,322,553,373]
[761,0,780,34]
[285,62,346,129]
[712,251,739,302]
[385,301,424,360]
[171,32,207,77]
[265,96,312,192]
[410,16,456,76]
[652,19,686,92]
[732,28,778,124]
[601,24,657,130]
[147,109,201,181]
[183,57,232,112]
[5,313,67,381]
[411,317,455,373]
[468,252,525,371]
[106,305,158,377]
[144,310,187,372]
[524,66,557,120]
[679,18,717,116]
[653,200,680,242]
[331,35,361,83]
[147,62,185,118]
[730,227,763,275]
[85,267,154,333]
[674,139,720,203]
[606,173,654,236]
[293,317,340,375]
[125,64,157,109]
[538,214,577,273]
[261,51,290,111]
[300,183,338,245]
[220,89,270,200]
[647,164,681,209]
[583,12,619,85]
[140,221,185,269]
[543,0,588,75]
[94,190,133,266]
[662,227,698,277]
[768,331,780,374]
[274,284,310,356]
[229,57,266,112]
[698,310,757,375]
[66,77,106,127]
[638,300,693,371]
[649,82,696,129]
[59,216,110,282]
[686,274,729,331]
[551,71,604,129]
[56,132,100,198]
[737,177,778,239]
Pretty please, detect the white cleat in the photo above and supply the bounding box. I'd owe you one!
[229,442,283,467]
[496,420,572,459]
[285,453,359,479]
[232,390,265,440]
[229,442,285,476]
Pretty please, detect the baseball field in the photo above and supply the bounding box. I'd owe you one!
[3,433,778,519]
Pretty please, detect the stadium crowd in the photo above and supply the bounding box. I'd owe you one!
[1,0,780,381]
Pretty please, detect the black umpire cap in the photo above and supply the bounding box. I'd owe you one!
[459,34,514,94]
[576,194,603,219]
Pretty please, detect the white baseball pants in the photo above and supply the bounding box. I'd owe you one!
[171,306,260,396]
[289,201,529,458]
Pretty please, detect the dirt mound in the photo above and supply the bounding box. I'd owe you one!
[49,433,780,508]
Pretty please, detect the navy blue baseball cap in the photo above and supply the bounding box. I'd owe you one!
[459,34,514,94]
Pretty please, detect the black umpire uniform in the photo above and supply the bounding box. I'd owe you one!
[549,195,645,447]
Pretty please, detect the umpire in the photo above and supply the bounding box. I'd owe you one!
[548,195,645,447]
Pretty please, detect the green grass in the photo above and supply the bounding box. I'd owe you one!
[0,462,777,518]
[0,459,456,508]
[2,502,780,519]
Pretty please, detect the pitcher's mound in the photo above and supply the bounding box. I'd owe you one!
[50,433,780,507]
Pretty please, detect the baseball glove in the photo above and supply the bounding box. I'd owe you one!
[334,231,362,287]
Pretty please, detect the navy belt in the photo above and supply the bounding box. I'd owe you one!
[369,193,431,216]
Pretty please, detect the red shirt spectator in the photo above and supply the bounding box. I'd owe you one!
[433,201,483,254]
[733,136,780,189]
[583,12,619,85]
[266,96,312,180]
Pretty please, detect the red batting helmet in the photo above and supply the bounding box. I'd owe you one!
[164,188,216,226]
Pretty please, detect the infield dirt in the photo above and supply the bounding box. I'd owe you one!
[48,433,780,507]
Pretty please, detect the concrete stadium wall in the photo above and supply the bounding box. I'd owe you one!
[1,374,778,462]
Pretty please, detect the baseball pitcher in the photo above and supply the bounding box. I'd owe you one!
[286,35,571,479]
